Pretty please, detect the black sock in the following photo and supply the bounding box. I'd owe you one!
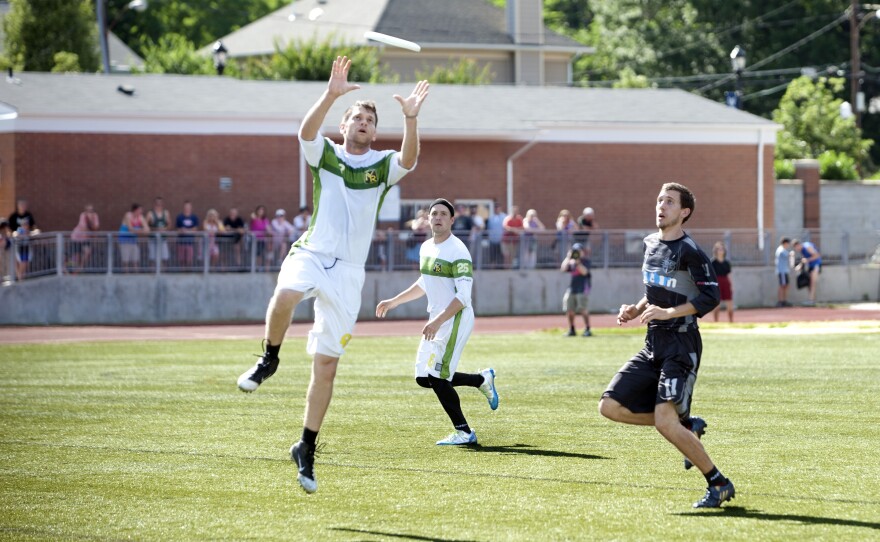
[451,372,483,388]
[704,467,728,487]
[428,375,469,432]
[302,427,318,447]
[264,341,281,359]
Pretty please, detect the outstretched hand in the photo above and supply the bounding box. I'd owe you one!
[376,299,395,319]
[394,80,430,118]
[327,56,361,98]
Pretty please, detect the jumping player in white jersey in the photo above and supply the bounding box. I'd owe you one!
[236,56,429,493]
[598,182,735,509]
[376,199,499,446]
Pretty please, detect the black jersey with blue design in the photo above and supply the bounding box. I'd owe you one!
[642,232,720,330]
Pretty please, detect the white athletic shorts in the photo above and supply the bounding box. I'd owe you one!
[414,307,474,381]
[275,249,364,358]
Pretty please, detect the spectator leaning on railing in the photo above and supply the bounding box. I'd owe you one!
[70,204,100,272]
[119,203,149,272]
[147,197,171,266]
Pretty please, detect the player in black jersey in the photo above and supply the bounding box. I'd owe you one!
[598,182,735,509]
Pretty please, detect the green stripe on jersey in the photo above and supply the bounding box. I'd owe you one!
[319,143,394,191]
[421,256,473,278]
[440,310,463,379]
[290,164,322,254]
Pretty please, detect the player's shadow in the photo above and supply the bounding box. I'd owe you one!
[464,443,608,460]
[330,527,478,542]
[675,506,880,530]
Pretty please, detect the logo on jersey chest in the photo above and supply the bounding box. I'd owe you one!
[364,169,378,184]
[644,270,678,289]
[661,255,678,274]
[433,262,443,273]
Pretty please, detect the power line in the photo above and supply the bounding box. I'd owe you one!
[695,11,850,94]
[577,62,846,89]
[657,0,801,59]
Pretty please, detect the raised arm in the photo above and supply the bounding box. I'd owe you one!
[299,56,362,142]
[394,80,429,170]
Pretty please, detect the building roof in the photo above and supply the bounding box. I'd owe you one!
[375,0,582,49]
[0,72,779,143]
[207,0,589,58]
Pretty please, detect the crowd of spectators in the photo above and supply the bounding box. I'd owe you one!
[3,198,608,280]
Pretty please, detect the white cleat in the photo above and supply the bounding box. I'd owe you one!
[436,430,477,446]
[478,368,499,410]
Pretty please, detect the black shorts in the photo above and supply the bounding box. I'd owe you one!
[602,326,702,419]
[777,272,789,286]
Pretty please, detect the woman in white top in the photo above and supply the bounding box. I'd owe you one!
[522,208,546,269]
[269,209,296,266]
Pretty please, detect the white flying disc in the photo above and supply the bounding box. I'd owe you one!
[364,31,421,52]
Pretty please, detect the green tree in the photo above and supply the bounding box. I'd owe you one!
[577,0,725,84]
[138,34,214,75]
[414,59,494,85]
[2,0,98,72]
[237,36,383,82]
[773,76,872,171]
[612,67,652,88]
[51,52,82,73]
[108,0,288,54]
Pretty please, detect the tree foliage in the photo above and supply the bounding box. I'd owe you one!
[51,52,82,73]
[2,0,98,72]
[773,77,872,170]
[574,0,725,84]
[137,34,215,75]
[235,37,384,82]
[107,0,288,53]
[414,59,494,85]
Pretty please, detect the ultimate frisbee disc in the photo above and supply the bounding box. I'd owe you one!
[364,31,421,52]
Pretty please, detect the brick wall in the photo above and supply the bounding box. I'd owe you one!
[6,132,775,232]
[0,134,15,221]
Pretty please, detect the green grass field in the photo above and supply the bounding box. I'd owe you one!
[1,327,879,541]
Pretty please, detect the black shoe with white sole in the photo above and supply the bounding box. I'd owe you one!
[237,354,279,392]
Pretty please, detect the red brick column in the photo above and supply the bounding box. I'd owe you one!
[794,159,820,229]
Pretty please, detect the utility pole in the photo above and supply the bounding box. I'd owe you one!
[851,0,862,129]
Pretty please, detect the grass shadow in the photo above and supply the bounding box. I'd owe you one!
[464,443,608,460]
[330,527,478,541]
[676,506,880,530]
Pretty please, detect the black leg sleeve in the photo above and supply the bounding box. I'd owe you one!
[428,375,469,430]
[451,372,483,388]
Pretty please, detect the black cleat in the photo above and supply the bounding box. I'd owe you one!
[290,441,317,493]
[693,480,735,508]
[237,354,279,392]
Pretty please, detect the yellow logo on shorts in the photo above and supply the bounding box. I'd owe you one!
[364,170,378,184]
[340,334,352,348]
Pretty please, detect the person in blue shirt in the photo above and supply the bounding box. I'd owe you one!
[775,237,793,307]
[792,239,821,305]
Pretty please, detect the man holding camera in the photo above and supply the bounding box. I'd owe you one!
[561,242,592,337]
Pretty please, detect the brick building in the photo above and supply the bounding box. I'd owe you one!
[0,72,778,232]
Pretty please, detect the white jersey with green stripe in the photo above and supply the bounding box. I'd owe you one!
[415,234,474,317]
[294,134,412,264]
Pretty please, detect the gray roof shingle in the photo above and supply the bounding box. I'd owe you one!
[375,0,580,47]
[0,72,776,138]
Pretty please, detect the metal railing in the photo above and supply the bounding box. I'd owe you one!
[3,229,879,283]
